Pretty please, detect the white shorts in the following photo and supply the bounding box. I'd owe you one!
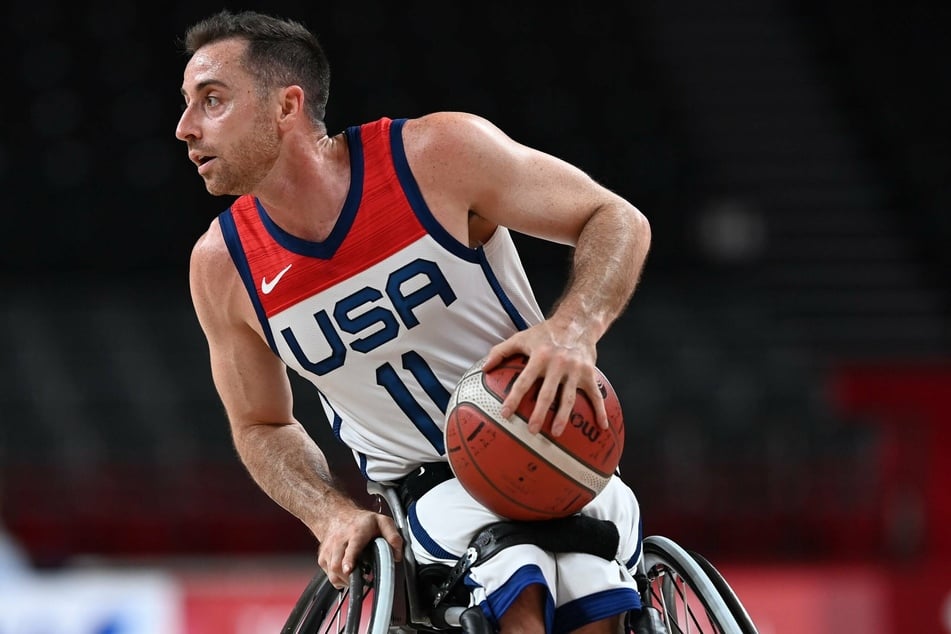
[408,476,643,633]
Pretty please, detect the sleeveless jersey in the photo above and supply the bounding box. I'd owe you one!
[219,117,545,483]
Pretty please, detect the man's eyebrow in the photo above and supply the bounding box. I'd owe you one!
[180,79,228,97]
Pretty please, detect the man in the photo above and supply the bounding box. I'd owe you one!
[177,9,651,634]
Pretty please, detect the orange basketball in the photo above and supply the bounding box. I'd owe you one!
[444,354,624,521]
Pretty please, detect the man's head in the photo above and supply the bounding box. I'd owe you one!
[176,10,330,196]
[183,10,330,124]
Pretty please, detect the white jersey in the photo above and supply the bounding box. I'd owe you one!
[222,117,644,629]
[220,117,544,482]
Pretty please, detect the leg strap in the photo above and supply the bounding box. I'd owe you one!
[432,515,620,606]
[396,462,455,510]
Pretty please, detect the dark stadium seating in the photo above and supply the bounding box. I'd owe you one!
[1,0,948,571]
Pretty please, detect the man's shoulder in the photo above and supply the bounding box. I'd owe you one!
[190,215,230,272]
[403,111,487,132]
[351,112,479,133]
[400,111,501,157]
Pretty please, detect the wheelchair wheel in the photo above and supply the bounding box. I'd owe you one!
[641,536,755,634]
[282,537,396,634]
[688,550,758,633]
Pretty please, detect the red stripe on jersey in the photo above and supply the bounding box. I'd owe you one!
[228,118,426,317]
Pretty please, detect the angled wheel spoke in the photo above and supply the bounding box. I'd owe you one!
[283,538,394,634]
[641,536,754,634]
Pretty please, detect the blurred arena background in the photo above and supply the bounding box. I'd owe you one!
[1,0,949,631]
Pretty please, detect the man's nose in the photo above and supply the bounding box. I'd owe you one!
[175,106,198,141]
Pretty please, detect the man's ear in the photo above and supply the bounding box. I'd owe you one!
[278,85,305,124]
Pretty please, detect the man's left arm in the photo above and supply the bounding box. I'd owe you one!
[406,112,651,435]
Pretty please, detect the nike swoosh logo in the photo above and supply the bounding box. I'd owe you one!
[261,264,293,294]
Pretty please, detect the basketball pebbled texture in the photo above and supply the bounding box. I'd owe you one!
[445,355,625,521]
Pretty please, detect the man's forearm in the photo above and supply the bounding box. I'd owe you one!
[231,420,358,538]
[555,202,651,339]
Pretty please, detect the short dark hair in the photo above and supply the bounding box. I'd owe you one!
[182,10,331,124]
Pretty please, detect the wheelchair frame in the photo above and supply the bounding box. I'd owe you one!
[282,481,758,634]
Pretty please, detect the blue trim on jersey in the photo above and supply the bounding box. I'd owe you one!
[250,128,365,258]
[624,516,644,571]
[317,392,372,479]
[554,587,641,634]
[390,117,530,332]
[388,118,480,263]
[484,564,554,633]
[477,249,530,331]
[332,413,343,441]
[407,503,457,560]
[219,210,279,353]
[317,392,345,443]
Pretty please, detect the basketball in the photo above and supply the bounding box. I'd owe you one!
[444,354,624,521]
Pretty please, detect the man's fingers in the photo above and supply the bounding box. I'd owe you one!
[318,545,346,588]
[341,539,362,581]
[482,342,519,373]
[527,373,561,433]
[548,380,578,436]
[379,519,404,562]
[591,391,609,429]
[481,341,606,437]
[500,362,537,419]
[481,350,503,372]
[529,369,608,436]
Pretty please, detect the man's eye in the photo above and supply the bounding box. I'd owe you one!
[205,96,220,107]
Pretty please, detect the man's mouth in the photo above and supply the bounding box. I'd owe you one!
[196,155,217,174]
[189,149,216,168]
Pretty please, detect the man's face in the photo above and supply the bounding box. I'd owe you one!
[176,38,280,196]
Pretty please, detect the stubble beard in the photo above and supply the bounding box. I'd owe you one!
[205,112,281,197]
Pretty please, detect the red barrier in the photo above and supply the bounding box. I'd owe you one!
[719,564,889,634]
[831,363,951,560]
[174,563,950,633]
[830,362,951,633]
[180,568,313,634]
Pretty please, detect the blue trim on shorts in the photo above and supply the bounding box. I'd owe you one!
[482,564,554,634]
[407,502,457,560]
[553,587,642,634]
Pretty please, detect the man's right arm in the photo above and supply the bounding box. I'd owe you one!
[188,219,402,586]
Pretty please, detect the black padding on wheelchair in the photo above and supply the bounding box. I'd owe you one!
[417,563,470,607]
[458,606,495,634]
[433,514,620,606]
[472,515,620,562]
[396,462,455,510]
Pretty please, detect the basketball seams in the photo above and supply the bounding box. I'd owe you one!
[450,411,581,519]
[456,372,611,493]
[451,401,601,498]
[444,356,624,520]
[478,365,620,478]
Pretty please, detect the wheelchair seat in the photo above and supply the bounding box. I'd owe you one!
[281,480,758,634]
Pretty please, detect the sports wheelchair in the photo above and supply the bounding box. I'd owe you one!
[282,480,758,634]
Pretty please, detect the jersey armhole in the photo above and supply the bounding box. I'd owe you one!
[388,118,482,263]
[218,210,280,354]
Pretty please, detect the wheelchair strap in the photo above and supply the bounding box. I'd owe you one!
[397,462,455,510]
[432,515,620,606]
[396,462,456,509]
